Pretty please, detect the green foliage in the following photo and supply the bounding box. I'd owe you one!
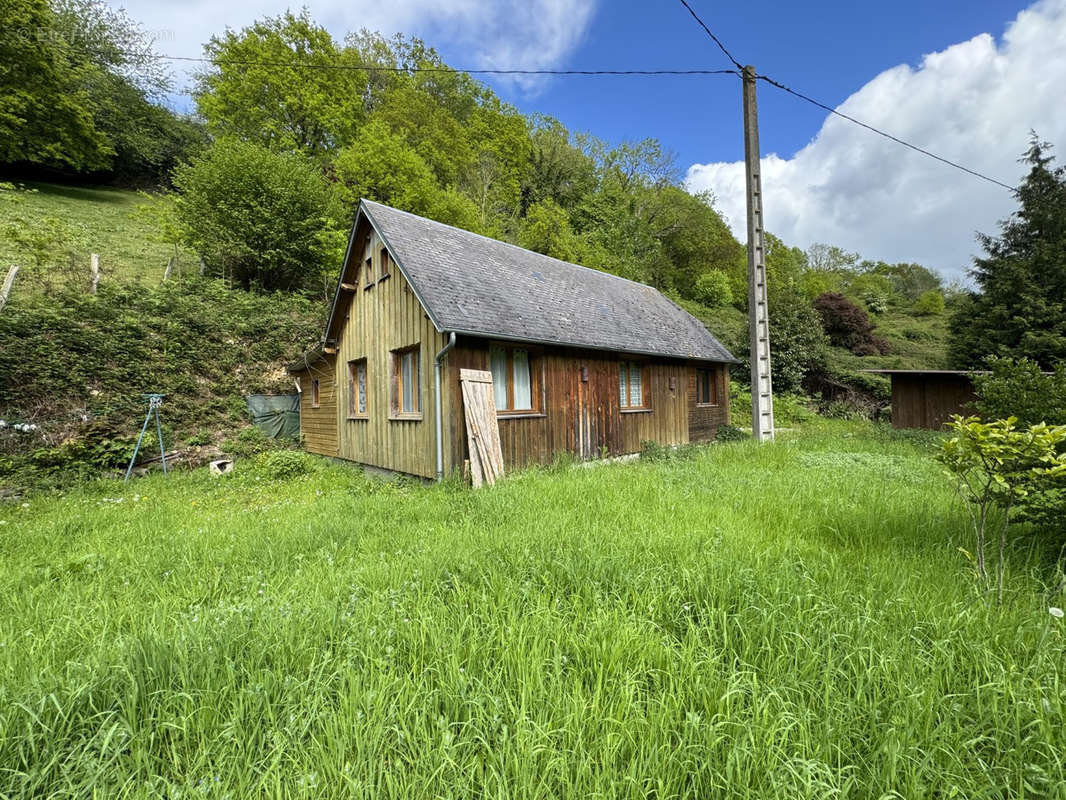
[765,286,829,392]
[2,0,204,184]
[713,423,748,442]
[973,357,1066,426]
[519,199,580,261]
[693,270,733,308]
[0,0,108,170]
[172,139,344,292]
[0,279,320,488]
[937,416,1066,601]
[950,137,1066,369]
[254,449,316,479]
[194,10,364,157]
[913,289,945,316]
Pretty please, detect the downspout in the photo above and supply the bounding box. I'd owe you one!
[434,331,457,481]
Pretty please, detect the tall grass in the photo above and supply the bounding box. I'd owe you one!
[0,424,1063,798]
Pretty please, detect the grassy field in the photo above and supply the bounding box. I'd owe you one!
[1,423,1063,798]
[0,181,195,286]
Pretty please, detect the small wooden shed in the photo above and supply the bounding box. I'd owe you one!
[289,200,739,479]
[865,370,978,429]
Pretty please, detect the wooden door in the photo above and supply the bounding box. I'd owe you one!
[573,362,611,460]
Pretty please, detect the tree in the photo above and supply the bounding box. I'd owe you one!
[766,286,829,392]
[972,357,1066,427]
[519,200,579,261]
[694,271,733,308]
[950,137,1066,369]
[194,11,367,158]
[0,0,108,169]
[913,289,945,316]
[172,139,344,292]
[813,292,889,355]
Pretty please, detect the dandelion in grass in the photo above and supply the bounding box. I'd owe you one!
[1050,607,1064,619]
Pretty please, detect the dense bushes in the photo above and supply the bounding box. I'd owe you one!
[0,279,321,487]
[814,292,889,355]
[172,140,345,293]
[973,357,1066,426]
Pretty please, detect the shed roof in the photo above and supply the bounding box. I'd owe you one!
[322,200,738,363]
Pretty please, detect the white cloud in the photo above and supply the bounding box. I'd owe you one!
[110,0,597,95]
[685,0,1066,280]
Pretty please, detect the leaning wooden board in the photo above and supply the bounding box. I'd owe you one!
[459,369,504,487]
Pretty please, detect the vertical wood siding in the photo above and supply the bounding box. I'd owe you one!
[687,364,730,442]
[333,221,445,478]
[891,374,977,429]
[293,355,338,457]
[445,340,718,474]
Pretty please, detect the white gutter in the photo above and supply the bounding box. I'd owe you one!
[434,331,457,481]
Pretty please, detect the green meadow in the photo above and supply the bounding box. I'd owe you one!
[1,423,1063,798]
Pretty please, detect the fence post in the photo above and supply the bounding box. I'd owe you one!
[90,253,100,294]
[0,266,18,313]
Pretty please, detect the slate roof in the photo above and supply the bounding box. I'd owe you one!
[328,200,738,363]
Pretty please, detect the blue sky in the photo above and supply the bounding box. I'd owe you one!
[486,0,1034,167]
[116,0,1066,277]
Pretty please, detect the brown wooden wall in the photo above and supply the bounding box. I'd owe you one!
[293,354,338,457]
[443,339,727,474]
[891,374,977,429]
[332,219,447,478]
[687,365,731,442]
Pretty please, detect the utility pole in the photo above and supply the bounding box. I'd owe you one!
[742,65,775,441]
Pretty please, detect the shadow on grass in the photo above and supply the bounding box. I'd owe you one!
[21,181,133,206]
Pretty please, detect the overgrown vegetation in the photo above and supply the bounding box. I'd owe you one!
[938,416,1066,602]
[1,424,1064,797]
[0,279,319,488]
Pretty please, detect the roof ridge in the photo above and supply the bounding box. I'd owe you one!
[360,198,659,292]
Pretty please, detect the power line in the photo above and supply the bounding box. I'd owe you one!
[152,53,740,77]
[675,0,1017,192]
[677,0,744,71]
[756,75,1017,192]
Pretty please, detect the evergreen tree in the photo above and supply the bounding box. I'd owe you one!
[950,138,1066,369]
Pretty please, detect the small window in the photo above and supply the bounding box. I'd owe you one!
[380,249,390,280]
[310,377,321,408]
[619,362,646,409]
[489,345,538,413]
[391,345,421,417]
[364,256,373,288]
[696,368,718,406]
[348,359,367,417]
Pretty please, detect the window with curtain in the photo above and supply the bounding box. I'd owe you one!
[696,368,718,406]
[619,362,646,409]
[348,359,368,417]
[391,346,421,417]
[489,345,537,412]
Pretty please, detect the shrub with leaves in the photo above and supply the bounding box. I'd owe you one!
[255,449,316,480]
[913,289,946,316]
[936,416,1066,602]
[172,138,345,293]
[813,292,889,356]
[973,356,1066,426]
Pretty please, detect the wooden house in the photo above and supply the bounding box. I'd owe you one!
[289,200,739,479]
[864,369,978,429]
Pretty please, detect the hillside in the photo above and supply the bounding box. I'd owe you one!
[0,180,196,285]
[0,182,324,489]
[0,181,952,488]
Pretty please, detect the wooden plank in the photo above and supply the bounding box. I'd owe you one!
[460,369,504,487]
